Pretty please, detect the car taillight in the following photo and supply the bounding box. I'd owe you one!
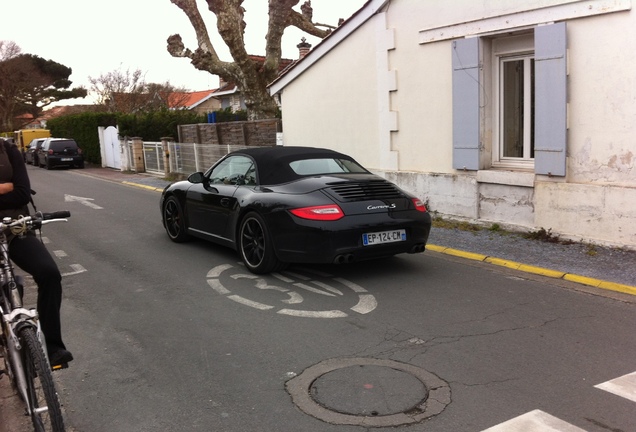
[412,198,427,212]
[290,205,344,221]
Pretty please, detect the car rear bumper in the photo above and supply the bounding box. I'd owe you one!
[47,156,83,167]
[269,211,432,264]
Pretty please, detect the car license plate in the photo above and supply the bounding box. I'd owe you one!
[61,158,73,161]
[362,229,406,246]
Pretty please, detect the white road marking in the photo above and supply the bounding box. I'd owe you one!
[207,264,234,278]
[595,371,636,403]
[294,282,336,297]
[281,271,311,281]
[333,277,368,293]
[481,410,587,431]
[206,264,377,317]
[207,278,231,295]
[310,280,344,296]
[227,295,273,310]
[282,292,303,304]
[277,309,348,318]
[272,273,295,283]
[350,294,378,315]
[64,194,103,210]
[61,264,86,277]
[53,250,67,258]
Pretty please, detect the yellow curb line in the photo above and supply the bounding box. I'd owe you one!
[122,181,164,192]
[427,243,636,297]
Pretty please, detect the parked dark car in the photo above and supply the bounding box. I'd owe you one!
[160,146,432,274]
[37,138,84,169]
[24,138,47,165]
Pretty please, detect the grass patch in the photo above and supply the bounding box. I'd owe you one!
[432,217,482,232]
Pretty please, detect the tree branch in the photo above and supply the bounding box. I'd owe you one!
[168,0,239,79]
[207,0,250,69]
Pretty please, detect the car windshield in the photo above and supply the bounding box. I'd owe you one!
[289,158,367,176]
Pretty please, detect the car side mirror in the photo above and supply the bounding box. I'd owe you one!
[187,172,206,184]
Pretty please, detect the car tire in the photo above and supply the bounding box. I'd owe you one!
[45,160,52,170]
[238,212,285,274]
[163,196,190,243]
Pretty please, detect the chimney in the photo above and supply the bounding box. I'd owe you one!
[297,37,312,59]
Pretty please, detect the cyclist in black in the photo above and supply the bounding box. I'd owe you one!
[0,138,73,367]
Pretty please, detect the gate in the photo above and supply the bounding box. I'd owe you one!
[143,142,164,175]
[99,126,122,169]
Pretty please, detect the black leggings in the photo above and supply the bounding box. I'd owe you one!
[8,233,66,353]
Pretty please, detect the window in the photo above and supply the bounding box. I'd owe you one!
[452,22,567,176]
[207,155,254,185]
[289,158,367,176]
[493,34,535,168]
[230,95,241,113]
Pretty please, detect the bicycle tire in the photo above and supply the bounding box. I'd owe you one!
[19,326,66,432]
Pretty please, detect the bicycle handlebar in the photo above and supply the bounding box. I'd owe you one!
[0,211,72,233]
[40,211,71,220]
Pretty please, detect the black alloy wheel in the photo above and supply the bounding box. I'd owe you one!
[239,212,284,274]
[163,196,190,242]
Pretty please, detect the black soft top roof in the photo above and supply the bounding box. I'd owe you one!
[229,146,365,185]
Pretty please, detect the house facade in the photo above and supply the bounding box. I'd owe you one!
[269,0,636,250]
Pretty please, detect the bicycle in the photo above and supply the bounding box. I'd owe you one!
[0,211,71,432]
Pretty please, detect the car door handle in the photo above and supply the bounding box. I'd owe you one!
[220,198,231,207]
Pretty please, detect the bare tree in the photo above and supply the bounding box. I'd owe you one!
[89,67,146,113]
[167,0,337,120]
[89,67,192,113]
[0,41,21,61]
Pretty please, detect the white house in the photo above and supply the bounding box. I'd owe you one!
[269,0,636,250]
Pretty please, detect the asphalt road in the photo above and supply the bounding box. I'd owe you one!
[1,166,635,432]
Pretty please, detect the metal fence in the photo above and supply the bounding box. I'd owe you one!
[143,142,165,175]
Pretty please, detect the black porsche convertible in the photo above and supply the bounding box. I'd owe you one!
[160,146,431,274]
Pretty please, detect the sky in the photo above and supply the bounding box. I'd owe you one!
[1,0,366,104]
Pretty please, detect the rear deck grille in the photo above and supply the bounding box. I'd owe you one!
[327,181,405,202]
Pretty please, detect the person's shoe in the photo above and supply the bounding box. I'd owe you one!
[49,349,73,369]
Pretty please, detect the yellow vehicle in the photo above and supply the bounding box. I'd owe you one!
[14,129,51,153]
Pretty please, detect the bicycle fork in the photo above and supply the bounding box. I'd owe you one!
[3,309,49,415]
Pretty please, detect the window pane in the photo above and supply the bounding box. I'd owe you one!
[502,60,524,158]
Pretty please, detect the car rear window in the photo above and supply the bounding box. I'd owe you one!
[49,140,78,151]
[289,158,367,176]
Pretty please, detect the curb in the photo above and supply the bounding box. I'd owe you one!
[426,244,636,297]
[121,181,165,192]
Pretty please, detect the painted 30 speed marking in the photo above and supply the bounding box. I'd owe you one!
[207,264,377,318]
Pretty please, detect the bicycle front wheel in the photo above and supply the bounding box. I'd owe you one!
[19,327,66,432]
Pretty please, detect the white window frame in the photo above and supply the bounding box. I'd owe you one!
[492,33,535,170]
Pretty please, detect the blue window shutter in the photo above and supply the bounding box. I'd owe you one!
[535,22,567,176]
[452,38,480,171]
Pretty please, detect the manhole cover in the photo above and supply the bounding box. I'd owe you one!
[287,358,450,427]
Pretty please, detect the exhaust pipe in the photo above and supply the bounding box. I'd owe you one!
[409,244,426,254]
[333,254,354,264]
